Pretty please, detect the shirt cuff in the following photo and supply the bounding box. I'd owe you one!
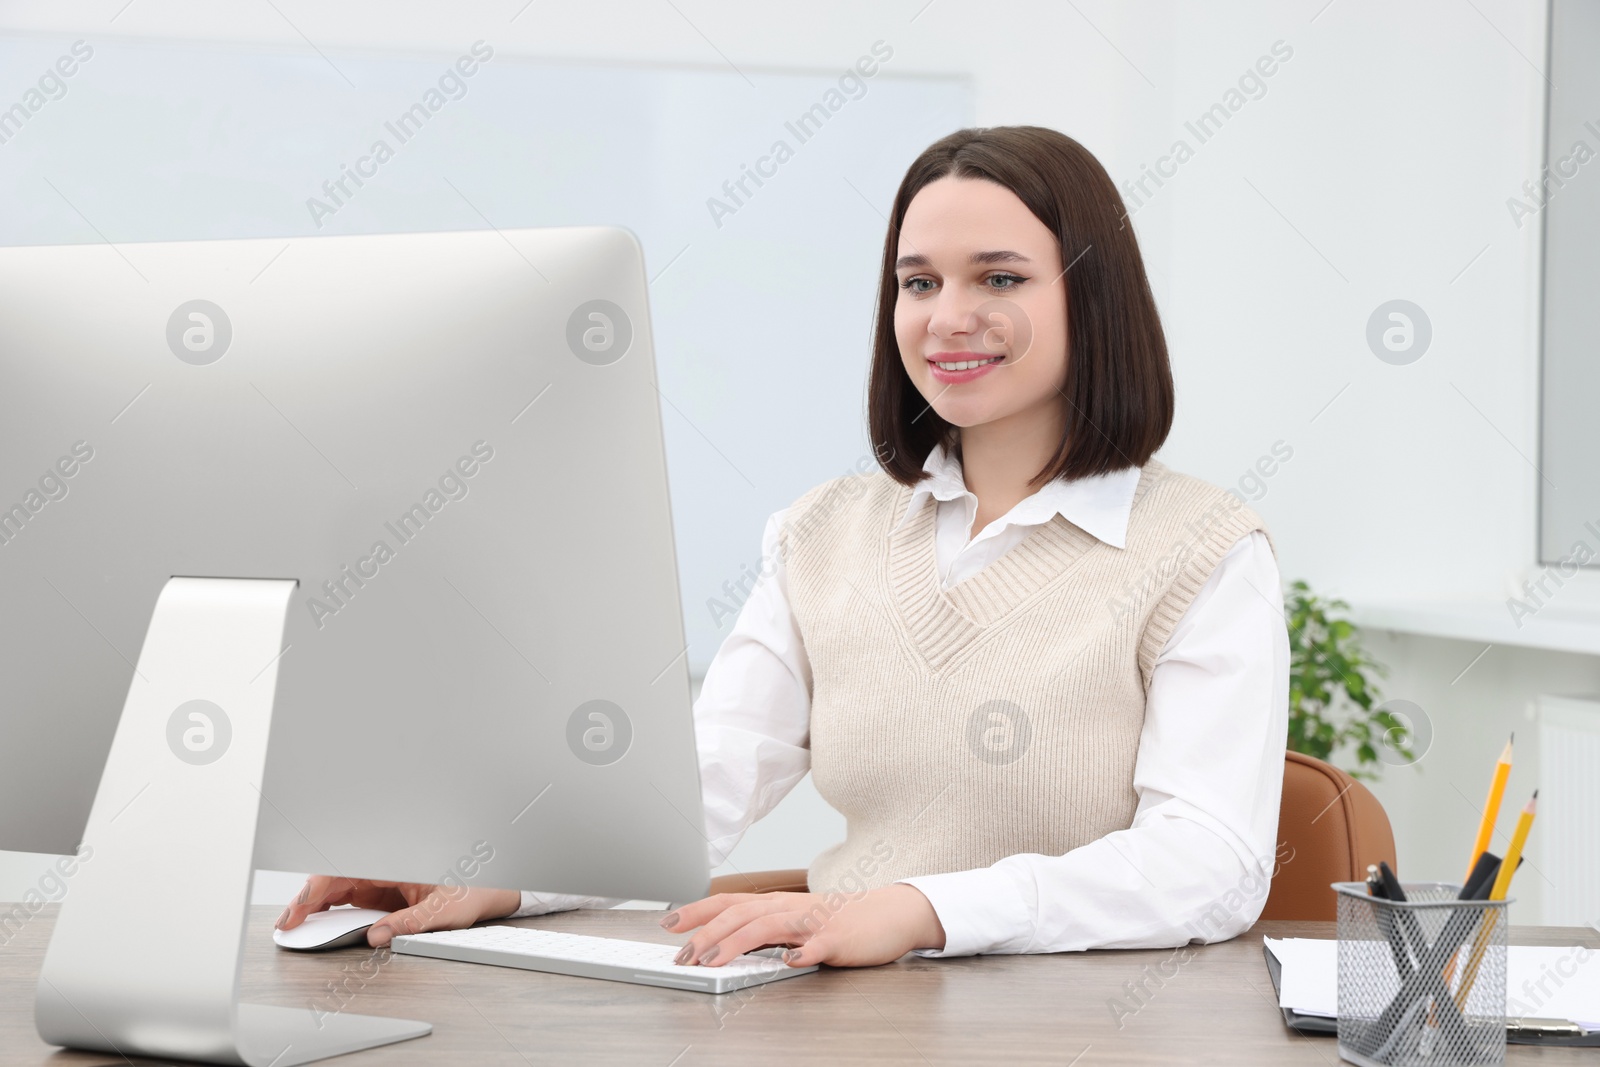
[895,866,1036,957]
[508,890,625,919]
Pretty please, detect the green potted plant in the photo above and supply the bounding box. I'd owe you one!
[1284,579,1415,781]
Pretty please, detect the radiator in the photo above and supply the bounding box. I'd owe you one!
[1539,695,1600,927]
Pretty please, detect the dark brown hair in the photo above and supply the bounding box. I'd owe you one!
[868,125,1174,487]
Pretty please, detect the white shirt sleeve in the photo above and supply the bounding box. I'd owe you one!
[694,508,814,868]
[896,529,1290,956]
[507,888,620,919]
[510,508,813,919]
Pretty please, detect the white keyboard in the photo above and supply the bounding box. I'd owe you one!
[390,925,819,994]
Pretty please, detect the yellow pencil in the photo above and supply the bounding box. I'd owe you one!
[1465,734,1513,882]
[1490,790,1536,900]
[1454,791,1538,1010]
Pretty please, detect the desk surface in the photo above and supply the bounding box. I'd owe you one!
[3,905,1596,1065]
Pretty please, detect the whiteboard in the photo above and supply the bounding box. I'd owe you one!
[0,33,972,672]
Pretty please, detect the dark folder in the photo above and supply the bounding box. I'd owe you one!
[1262,941,1600,1047]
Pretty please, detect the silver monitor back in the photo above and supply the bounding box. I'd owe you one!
[0,227,710,904]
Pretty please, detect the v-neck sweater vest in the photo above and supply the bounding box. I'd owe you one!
[780,458,1276,894]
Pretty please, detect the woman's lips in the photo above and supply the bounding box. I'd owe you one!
[927,353,1004,384]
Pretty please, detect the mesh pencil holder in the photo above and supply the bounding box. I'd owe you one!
[1332,881,1512,1067]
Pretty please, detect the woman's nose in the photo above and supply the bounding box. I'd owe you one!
[926,295,983,340]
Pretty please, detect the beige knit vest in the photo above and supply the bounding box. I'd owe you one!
[781,458,1277,894]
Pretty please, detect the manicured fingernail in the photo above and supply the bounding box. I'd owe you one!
[699,945,720,965]
[369,925,390,946]
[782,948,800,964]
[659,911,680,930]
[275,908,289,929]
[674,944,694,965]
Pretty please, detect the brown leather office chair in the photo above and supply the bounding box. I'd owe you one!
[707,750,1396,922]
[1261,750,1396,920]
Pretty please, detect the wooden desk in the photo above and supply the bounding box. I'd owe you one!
[3,906,1595,1065]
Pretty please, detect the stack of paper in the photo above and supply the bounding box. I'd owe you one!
[1264,937,1600,1031]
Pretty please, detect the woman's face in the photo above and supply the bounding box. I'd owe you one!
[894,175,1069,435]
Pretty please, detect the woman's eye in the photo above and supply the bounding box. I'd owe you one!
[898,273,1025,295]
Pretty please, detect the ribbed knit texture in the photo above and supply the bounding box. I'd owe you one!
[782,458,1277,893]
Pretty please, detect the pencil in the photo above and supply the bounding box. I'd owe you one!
[1454,791,1537,1010]
[1464,734,1513,883]
[1490,790,1536,901]
[1434,851,1503,1023]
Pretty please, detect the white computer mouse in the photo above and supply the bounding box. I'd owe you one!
[272,906,391,951]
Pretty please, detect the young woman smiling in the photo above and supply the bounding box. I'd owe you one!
[277,126,1290,971]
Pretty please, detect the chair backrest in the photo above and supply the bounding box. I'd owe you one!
[709,750,1397,924]
[1261,750,1397,921]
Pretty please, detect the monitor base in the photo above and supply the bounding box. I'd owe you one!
[235,1004,431,1067]
[32,576,431,1065]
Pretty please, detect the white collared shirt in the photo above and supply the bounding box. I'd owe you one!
[517,448,1290,957]
[902,443,1146,589]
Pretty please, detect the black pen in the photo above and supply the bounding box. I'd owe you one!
[1363,870,1501,1060]
[1377,861,1407,902]
[1459,851,1500,900]
[1366,862,1413,979]
[1378,861,1426,967]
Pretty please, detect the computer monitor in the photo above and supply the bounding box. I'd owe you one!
[0,227,710,1064]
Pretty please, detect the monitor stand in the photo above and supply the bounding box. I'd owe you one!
[33,577,431,1065]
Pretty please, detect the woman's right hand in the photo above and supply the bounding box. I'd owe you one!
[275,874,522,948]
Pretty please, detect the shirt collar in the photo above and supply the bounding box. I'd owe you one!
[891,442,1142,549]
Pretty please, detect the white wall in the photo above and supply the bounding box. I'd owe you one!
[1148,0,1590,925]
[2,0,1589,924]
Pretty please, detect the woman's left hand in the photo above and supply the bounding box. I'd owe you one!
[659,883,946,969]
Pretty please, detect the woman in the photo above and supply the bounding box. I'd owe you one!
[277,125,1290,969]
